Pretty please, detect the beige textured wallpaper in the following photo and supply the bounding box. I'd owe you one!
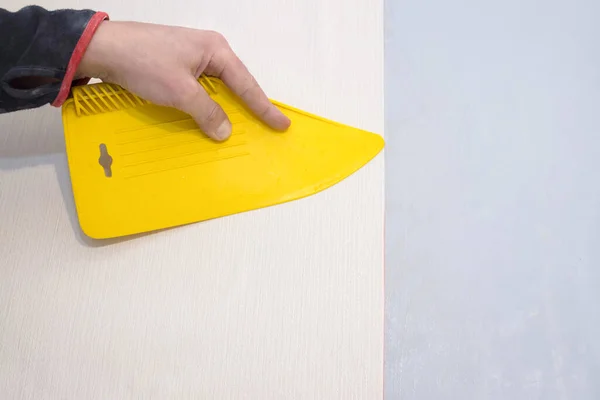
[0,0,384,398]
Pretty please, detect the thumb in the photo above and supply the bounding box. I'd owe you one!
[173,76,232,141]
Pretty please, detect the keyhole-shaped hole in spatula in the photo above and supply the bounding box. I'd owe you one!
[98,143,113,178]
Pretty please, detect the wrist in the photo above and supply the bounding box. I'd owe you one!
[77,19,113,80]
[51,11,109,107]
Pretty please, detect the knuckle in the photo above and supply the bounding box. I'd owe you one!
[258,105,272,120]
[165,78,203,112]
[239,80,259,99]
[205,30,228,47]
[170,83,196,109]
[204,103,223,125]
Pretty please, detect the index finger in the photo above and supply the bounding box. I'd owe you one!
[218,52,291,131]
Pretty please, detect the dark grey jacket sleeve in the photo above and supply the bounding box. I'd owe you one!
[0,6,108,113]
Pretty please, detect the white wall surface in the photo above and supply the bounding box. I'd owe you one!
[0,1,384,398]
[385,0,600,398]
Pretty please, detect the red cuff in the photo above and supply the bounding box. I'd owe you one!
[51,11,109,107]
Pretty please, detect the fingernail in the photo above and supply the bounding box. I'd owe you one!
[215,119,232,141]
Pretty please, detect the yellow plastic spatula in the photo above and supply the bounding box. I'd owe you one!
[61,76,384,239]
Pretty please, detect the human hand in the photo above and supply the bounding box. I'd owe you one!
[77,21,291,141]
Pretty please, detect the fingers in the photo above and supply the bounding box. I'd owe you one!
[174,77,232,141]
[217,52,291,131]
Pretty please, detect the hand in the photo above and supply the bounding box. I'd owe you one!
[77,21,291,141]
